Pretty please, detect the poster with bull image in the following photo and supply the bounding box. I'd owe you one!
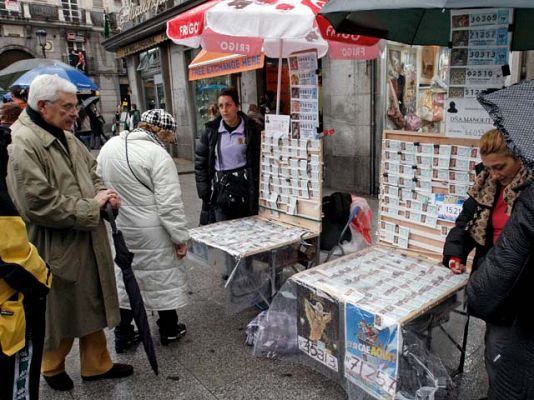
[344,303,400,400]
[297,283,340,373]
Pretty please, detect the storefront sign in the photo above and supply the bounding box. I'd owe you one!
[116,33,167,58]
[119,0,167,25]
[188,51,264,81]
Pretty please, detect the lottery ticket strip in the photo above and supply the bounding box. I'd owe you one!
[253,245,468,400]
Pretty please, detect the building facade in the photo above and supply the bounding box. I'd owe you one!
[103,0,381,194]
[0,0,125,126]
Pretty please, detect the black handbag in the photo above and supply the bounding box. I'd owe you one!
[214,137,249,214]
[215,172,249,214]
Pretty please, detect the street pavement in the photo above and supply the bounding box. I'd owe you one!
[39,159,488,400]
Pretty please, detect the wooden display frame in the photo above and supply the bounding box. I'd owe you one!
[257,134,323,234]
[378,130,480,260]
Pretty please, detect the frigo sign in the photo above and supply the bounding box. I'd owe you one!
[119,0,167,26]
[179,22,200,37]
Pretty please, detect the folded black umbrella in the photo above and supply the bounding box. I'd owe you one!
[106,204,158,375]
[477,80,534,168]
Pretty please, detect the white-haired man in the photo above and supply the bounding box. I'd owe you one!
[6,74,133,391]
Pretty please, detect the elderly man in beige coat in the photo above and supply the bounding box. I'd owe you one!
[6,74,133,391]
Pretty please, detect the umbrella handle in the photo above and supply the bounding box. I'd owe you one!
[105,202,118,234]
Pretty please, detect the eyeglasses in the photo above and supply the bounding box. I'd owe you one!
[45,100,78,113]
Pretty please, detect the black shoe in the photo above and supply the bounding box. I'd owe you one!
[161,323,187,346]
[115,330,141,353]
[82,363,134,381]
[43,372,74,391]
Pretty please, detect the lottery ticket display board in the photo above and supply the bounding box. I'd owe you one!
[290,245,467,399]
[379,130,480,259]
[188,51,323,311]
[446,8,513,137]
[189,216,317,312]
[189,216,311,258]
[288,50,320,140]
[258,50,323,233]
[258,121,323,232]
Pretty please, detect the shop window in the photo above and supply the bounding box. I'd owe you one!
[386,44,450,134]
[193,77,231,137]
[62,0,80,23]
[137,48,160,74]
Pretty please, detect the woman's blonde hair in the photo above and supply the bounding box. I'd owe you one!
[138,121,175,143]
[479,128,515,158]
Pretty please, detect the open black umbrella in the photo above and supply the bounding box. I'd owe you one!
[106,204,159,375]
[319,0,534,51]
[478,80,534,168]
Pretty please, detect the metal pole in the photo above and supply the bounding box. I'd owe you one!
[276,39,283,115]
[41,45,46,59]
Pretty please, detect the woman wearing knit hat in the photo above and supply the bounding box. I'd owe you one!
[97,109,190,350]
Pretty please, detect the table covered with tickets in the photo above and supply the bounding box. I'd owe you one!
[252,245,468,400]
[188,216,317,312]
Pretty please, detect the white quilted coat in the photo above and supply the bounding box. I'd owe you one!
[97,130,190,311]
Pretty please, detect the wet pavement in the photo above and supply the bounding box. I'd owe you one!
[39,162,488,400]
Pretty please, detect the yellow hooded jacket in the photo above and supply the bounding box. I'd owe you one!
[0,187,51,356]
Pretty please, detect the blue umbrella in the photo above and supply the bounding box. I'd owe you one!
[10,66,98,92]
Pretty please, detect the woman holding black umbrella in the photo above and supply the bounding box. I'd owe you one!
[97,109,190,351]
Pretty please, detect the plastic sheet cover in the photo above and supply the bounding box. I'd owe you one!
[251,247,467,399]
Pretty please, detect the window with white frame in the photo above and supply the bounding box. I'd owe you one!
[62,0,80,22]
[67,41,85,53]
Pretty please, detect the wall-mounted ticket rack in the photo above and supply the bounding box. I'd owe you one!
[258,132,323,234]
[379,130,480,259]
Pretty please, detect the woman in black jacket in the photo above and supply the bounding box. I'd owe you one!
[467,182,534,400]
[443,129,531,393]
[195,87,261,225]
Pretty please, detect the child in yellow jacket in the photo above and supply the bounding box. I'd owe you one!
[0,183,51,399]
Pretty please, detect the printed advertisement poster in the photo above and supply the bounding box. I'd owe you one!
[265,114,290,139]
[445,98,494,138]
[297,284,340,373]
[446,8,512,138]
[433,193,466,222]
[288,50,320,139]
[345,303,400,400]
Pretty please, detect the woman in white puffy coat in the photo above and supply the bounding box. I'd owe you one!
[97,109,190,350]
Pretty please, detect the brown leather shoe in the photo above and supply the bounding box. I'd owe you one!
[81,363,133,381]
[43,372,74,391]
